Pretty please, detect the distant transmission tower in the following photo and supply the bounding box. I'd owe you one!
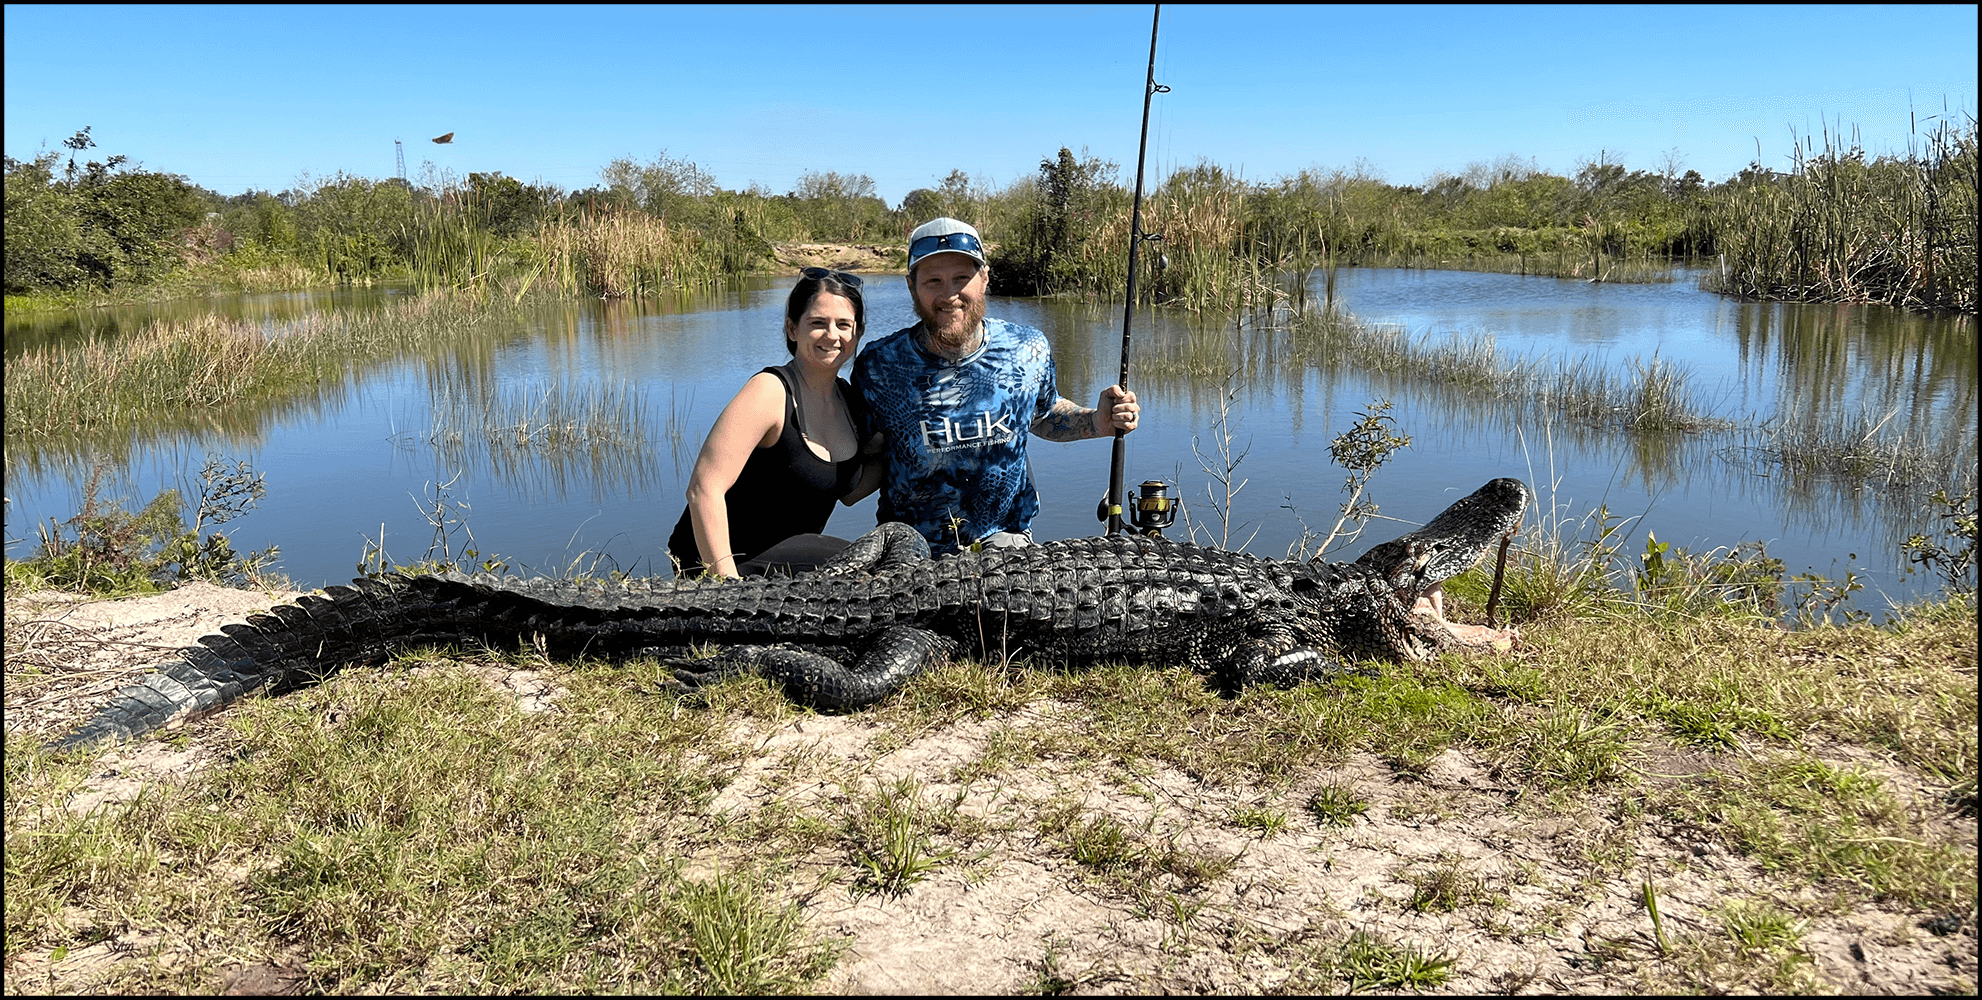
[394,139,407,189]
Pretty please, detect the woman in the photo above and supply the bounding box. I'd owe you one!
[667,268,879,577]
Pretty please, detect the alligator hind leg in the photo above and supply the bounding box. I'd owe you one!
[666,625,954,711]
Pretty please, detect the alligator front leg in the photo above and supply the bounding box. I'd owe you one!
[666,625,955,711]
[812,522,932,576]
[1222,643,1366,692]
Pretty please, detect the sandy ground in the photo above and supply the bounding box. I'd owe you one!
[769,242,905,275]
[5,584,1976,994]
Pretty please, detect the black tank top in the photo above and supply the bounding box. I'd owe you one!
[668,367,864,573]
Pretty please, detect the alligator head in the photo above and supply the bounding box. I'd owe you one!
[1348,476,1527,604]
[1294,477,1529,662]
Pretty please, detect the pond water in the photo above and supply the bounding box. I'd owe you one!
[5,270,1974,617]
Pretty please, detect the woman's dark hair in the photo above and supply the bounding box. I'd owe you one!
[784,272,865,353]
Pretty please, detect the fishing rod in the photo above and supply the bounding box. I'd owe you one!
[1101,3,1173,537]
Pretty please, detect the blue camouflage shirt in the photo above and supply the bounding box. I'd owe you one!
[852,318,1059,554]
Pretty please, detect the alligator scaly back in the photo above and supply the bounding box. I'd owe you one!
[49,480,1530,751]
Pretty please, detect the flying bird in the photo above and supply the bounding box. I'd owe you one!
[431,132,455,144]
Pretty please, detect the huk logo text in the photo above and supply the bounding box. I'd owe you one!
[920,410,1016,451]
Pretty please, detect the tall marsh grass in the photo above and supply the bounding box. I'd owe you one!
[989,155,1698,311]
[533,212,724,298]
[1137,305,1715,434]
[1704,116,1978,313]
[1743,402,1977,495]
[3,292,535,474]
[1143,163,1282,312]
[1361,251,1678,284]
[403,198,507,291]
[394,179,747,297]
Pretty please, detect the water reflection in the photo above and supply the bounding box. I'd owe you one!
[426,364,665,506]
[2,284,413,357]
[3,269,1973,615]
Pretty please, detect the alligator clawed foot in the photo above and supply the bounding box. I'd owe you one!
[653,678,706,707]
[666,664,730,692]
[660,645,781,694]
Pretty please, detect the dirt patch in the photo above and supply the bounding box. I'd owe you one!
[768,242,906,275]
[691,715,1976,994]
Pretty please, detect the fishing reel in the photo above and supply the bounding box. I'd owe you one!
[1099,480,1178,537]
[1131,480,1178,535]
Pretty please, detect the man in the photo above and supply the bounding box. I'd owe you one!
[853,217,1140,554]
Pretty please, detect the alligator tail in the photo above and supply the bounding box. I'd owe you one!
[46,574,533,752]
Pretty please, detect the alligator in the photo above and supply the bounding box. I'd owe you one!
[48,478,1529,751]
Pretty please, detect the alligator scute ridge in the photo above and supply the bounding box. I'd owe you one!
[48,478,1530,752]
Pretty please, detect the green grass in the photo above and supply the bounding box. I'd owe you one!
[1306,783,1371,827]
[4,659,841,993]
[1720,899,1808,952]
[1333,931,1456,991]
[842,778,954,897]
[1660,755,1972,910]
[1227,802,1289,838]
[1036,801,1235,893]
[1399,853,1498,913]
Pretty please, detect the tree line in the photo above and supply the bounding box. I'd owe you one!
[5,118,1973,313]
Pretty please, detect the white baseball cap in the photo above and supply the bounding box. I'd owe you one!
[906,217,986,273]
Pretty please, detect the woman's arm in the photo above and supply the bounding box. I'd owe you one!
[684,372,786,578]
[839,432,887,505]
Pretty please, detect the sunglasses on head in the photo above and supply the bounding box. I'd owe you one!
[909,232,983,261]
[800,266,863,287]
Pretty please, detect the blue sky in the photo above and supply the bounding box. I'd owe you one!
[5,4,1975,204]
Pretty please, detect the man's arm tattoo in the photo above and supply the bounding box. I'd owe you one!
[1032,398,1101,441]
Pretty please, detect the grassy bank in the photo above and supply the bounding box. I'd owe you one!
[4,563,1973,991]
[4,432,1974,989]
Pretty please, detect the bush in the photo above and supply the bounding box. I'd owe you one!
[13,458,281,596]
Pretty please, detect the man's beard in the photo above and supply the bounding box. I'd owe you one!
[914,294,986,355]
